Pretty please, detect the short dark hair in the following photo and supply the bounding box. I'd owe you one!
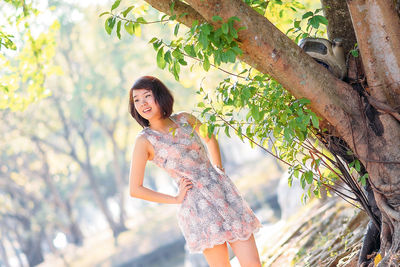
[129,76,174,127]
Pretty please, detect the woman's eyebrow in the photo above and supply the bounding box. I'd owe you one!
[133,91,150,99]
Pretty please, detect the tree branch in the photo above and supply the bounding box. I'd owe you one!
[144,0,207,26]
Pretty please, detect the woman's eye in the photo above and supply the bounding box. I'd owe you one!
[146,94,151,98]
[134,99,139,102]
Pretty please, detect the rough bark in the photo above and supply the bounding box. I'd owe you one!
[347,0,400,108]
[320,0,357,57]
[347,0,400,265]
[145,0,206,25]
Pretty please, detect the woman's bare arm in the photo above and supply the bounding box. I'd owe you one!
[129,135,192,204]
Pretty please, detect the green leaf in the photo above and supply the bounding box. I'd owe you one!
[288,173,293,187]
[212,16,222,22]
[302,11,313,19]
[231,46,242,55]
[349,161,355,168]
[226,49,236,63]
[105,17,116,35]
[351,49,359,57]
[300,175,306,189]
[116,21,122,39]
[199,31,209,49]
[122,6,134,17]
[173,61,180,80]
[309,16,320,29]
[149,37,158,43]
[172,48,182,59]
[199,123,208,137]
[178,12,188,19]
[133,23,141,37]
[224,125,231,138]
[124,21,133,35]
[136,17,147,24]
[251,106,260,121]
[184,45,196,57]
[355,160,361,172]
[228,16,240,23]
[170,1,175,14]
[203,56,210,71]
[99,11,110,17]
[201,24,211,35]
[191,20,199,35]
[153,40,162,50]
[358,173,368,186]
[178,58,187,66]
[222,23,229,35]
[111,0,121,11]
[164,51,172,63]
[315,15,328,25]
[157,47,166,69]
[174,23,180,36]
[311,113,319,128]
[305,171,313,184]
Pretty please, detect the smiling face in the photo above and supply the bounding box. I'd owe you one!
[132,88,162,121]
[128,76,174,127]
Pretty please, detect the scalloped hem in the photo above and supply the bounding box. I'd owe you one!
[187,223,263,254]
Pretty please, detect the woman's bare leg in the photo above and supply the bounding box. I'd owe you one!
[229,234,261,267]
[203,242,231,267]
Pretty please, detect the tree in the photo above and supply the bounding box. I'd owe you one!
[104,0,400,265]
[0,0,61,111]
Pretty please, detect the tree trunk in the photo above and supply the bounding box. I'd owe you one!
[5,231,24,267]
[320,0,357,57]
[110,133,127,230]
[35,142,84,246]
[51,97,127,240]
[347,0,400,265]
[21,230,44,267]
[0,234,11,267]
[82,137,127,239]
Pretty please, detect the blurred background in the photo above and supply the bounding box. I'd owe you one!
[0,0,320,266]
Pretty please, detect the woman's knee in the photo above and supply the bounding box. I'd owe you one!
[202,243,231,267]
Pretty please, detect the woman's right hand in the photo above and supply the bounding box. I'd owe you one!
[175,178,193,203]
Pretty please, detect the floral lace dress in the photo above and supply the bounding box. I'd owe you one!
[137,111,262,253]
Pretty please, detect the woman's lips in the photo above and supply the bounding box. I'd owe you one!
[143,107,151,113]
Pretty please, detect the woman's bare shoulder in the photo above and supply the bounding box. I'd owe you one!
[134,129,151,149]
[175,111,199,125]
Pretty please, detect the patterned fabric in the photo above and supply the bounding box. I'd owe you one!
[137,111,262,253]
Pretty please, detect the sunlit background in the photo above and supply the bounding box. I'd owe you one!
[0,0,322,266]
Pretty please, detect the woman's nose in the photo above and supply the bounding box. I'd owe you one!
[140,99,148,106]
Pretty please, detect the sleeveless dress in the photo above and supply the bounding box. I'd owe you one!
[137,111,262,253]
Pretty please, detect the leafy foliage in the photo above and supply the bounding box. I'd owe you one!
[0,0,61,111]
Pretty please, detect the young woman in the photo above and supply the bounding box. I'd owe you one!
[128,76,262,267]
